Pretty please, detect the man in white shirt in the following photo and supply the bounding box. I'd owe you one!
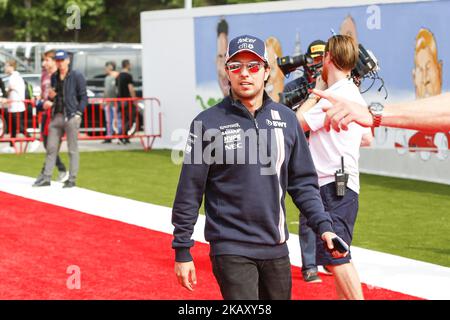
[297,35,373,300]
[5,60,26,147]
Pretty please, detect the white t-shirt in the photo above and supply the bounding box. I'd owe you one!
[7,71,26,113]
[303,78,371,194]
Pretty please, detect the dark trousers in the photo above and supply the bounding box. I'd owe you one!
[10,112,25,146]
[118,100,136,136]
[315,183,359,266]
[299,215,318,274]
[210,255,292,300]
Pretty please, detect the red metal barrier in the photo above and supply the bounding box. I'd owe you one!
[0,99,38,154]
[0,97,162,154]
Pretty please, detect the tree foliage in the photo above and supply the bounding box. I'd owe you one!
[0,0,278,42]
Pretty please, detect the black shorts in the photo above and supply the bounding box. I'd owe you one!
[316,182,359,266]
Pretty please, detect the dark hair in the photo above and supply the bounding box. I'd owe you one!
[122,59,130,69]
[105,61,116,70]
[217,18,228,37]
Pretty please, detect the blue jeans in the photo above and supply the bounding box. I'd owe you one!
[104,102,122,136]
[299,214,318,274]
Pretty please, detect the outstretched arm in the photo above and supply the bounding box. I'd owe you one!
[313,89,450,133]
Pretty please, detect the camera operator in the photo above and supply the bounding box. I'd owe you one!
[284,40,326,94]
[297,35,373,300]
[282,40,330,284]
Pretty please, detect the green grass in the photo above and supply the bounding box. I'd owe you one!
[1,149,449,267]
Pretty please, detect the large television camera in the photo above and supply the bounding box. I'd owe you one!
[277,53,313,76]
[277,43,383,109]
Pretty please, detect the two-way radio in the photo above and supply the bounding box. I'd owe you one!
[335,156,349,197]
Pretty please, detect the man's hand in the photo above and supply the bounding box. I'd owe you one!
[48,88,56,99]
[321,232,349,259]
[43,101,53,110]
[314,75,328,91]
[312,89,373,132]
[175,261,197,291]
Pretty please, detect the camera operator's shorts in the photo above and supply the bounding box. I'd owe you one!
[315,182,359,266]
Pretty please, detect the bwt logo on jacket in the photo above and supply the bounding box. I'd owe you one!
[266,119,287,128]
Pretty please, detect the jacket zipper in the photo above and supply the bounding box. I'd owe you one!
[240,103,260,147]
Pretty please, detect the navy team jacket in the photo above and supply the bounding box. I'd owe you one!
[172,93,334,262]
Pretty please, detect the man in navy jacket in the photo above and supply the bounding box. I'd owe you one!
[33,50,87,189]
[172,35,347,300]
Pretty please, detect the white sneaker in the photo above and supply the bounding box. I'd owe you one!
[127,123,137,136]
[318,265,333,276]
[57,171,69,183]
[27,140,41,153]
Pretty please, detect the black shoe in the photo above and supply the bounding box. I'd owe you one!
[303,270,322,283]
[119,138,130,144]
[63,180,76,188]
[33,177,51,187]
[102,139,112,144]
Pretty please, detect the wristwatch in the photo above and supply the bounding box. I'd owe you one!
[368,102,384,127]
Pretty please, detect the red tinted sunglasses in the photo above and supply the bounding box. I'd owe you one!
[226,61,265,74]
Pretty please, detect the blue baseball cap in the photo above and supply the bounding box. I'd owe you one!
[55,50,69,60]
[226,34,268,64]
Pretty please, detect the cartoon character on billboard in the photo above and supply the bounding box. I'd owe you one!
[265,36,285,102]
[340,14,359,45]
[216,18,230,97]
[396,28,448,160]
[196,17,229,110]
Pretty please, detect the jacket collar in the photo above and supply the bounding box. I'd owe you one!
[55,68,72,80]
[227,90,272,118]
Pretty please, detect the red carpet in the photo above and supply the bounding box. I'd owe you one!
[0,191,421,300]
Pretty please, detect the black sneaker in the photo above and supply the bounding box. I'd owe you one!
[119,138,130,144]
[32,177,51,187]
[63,180,76,188]
[102,139,112,144]
[303,271,322,283]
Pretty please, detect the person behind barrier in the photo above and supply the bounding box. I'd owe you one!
[0,77,6,98]
[117,59,136,144]
[103,61,120,144]
[35,50,68,183]
[297,35,373,300]
[4,60,26,148]
[33,49,87,189]
[172,34,347,300]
